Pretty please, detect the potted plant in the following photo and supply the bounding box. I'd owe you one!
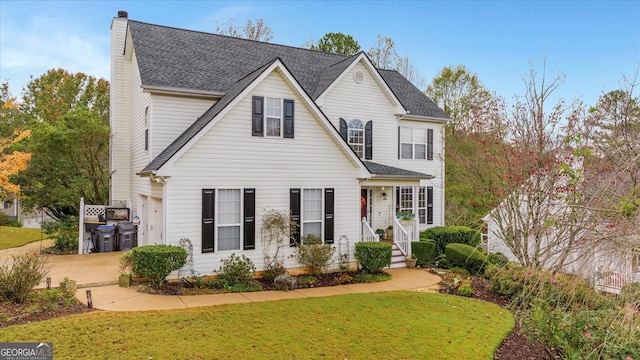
[375,228,385,240]
[405,254,417,268]
[396,211,415,221]
[60,277,76,294]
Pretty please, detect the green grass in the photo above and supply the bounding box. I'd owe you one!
[0,226,44,250]
[0,292,514,359]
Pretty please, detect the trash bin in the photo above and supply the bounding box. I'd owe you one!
[96,225,116,252]
[117,221,136,251]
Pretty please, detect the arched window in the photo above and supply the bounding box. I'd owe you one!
[348,119,364,158]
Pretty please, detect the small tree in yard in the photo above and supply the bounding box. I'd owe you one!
[261,209,295,281]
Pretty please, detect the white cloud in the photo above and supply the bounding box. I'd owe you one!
[1,11,109,94]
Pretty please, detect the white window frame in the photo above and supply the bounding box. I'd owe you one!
[265,97,282,137]
[302,188,323,242]
[418,186,426,224]
[348,119,364,158]
[400,127,428,160]
[399,186,413,213]
[216,188,242,252]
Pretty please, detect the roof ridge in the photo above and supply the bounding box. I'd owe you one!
[127,19,350,60]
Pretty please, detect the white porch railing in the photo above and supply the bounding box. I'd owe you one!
[361,217,378,242]
[393,217,418,257]
[595,271,633,295]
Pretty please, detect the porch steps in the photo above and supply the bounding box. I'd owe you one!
[389,244,406,269]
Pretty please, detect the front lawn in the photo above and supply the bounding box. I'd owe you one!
[0,291,513,359]
[0,226,43,250]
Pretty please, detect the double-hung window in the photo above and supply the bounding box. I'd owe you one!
[265,97,282,137]
[400,127,413,159]
[217,189,241,251]
[252,96,294,138]
[290,188,334,245]
[399,127,433,160]
[302,189,323,240]
[398,186,413,212]
[202,188,256,253]
[347,119,364,158]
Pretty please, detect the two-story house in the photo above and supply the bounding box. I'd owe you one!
[110,11,449,274]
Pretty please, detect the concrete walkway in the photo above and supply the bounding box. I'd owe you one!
[75,268,441,312]
[3,245,442,312]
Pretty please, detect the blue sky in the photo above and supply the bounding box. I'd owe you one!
[1,0,638,107]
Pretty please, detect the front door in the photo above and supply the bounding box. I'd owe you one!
[361,189,367,220]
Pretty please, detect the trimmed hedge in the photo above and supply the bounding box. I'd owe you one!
[421,226,481,256]
[132,245,188,286]
[444,243,487,274]
[411,240,436,266]
[354,242,392,273]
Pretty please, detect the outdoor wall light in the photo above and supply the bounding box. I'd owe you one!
[382,192,388,200]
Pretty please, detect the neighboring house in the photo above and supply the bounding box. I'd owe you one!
[484,155,640,293]
[109,11,449,275]
[0,199,54,229]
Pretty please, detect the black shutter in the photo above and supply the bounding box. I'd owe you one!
[324,188,334,244]
[202,189,215,253]
[395,186,400,212]
[365,120,373,160]
[397,126,401,159]
[290,188,301,246]
[144,129,149,151]
[252,96,264,136]
[427,186,434,224]
[339,118,348,141]
[427,129,433,160]
[243,188,256,250]
[283,99,294,138]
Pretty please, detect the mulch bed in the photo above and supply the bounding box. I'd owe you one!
[437,271,550,360]
[1,269,551,359]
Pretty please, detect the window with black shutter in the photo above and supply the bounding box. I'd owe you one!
[202,189,215,253]
[364,121,373,160]
[427,186,434,224]
[324,188,334,244]
[283,99,294,138]
[427,129,433,160]
[339,118,348,141]
[252,96,264,136]
[290,188,301,246]
[243,188,256,250]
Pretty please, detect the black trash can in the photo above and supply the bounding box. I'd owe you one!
[117,221,136,251]
[96,225,116,252]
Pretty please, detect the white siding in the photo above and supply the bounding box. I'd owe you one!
[321,62,398,166]
[165,69,361,275]
[151,95,215,157]
[110,17,132,202]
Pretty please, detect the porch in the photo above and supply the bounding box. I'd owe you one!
[360,216,419,268]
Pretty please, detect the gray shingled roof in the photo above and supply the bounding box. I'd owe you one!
[362,161,432,179]
[139,59,278,174]
[127,20,448,119]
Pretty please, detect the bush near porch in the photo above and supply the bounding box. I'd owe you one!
[421,226,481,256]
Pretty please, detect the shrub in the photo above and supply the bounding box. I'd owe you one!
[354,242,392,273]
[458,283,473,297]
[0,254,50,303]
[435,253,449,269]
[216,253,256,287]
[411,240,436,267]
[421,226,481,256]
[132,245,188,286]
[295,235,335,275]
[44,216,79,253]
[487,252,509,266]
[445,243,487,274]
